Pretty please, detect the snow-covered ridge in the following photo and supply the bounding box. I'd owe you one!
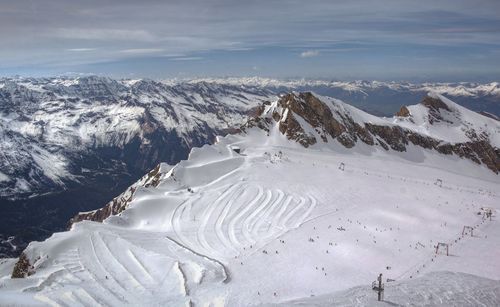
[398,92,500,147]
[245,92,500,173]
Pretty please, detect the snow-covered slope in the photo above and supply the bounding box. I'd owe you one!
[0,93,498,306]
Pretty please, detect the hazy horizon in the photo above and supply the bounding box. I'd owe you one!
[1,73,499,84]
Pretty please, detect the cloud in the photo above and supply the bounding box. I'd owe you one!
[170,57,203,61]
[66,48,96,52]
[119,48,164,54]
[1,0,500,79]
[300,50,319,58]
[53,28,156,42]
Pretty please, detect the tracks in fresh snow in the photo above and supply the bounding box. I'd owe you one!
[172,183,317,259]
[32,226,228,306]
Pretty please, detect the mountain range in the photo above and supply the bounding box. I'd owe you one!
[0,76,499,258]
[0,90,498,306]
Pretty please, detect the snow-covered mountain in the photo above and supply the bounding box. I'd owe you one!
[245,92,499,173]
[187,77,500,97]
[1,92,497,306]
[0,76,272,199]
[0,76,274,257]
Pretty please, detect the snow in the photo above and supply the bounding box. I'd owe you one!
[54,78,80,87]
[315,93,387,125]
[14,178,31,192]
[0,171,9,182]
[0,111,498,305]
[30,145,71,185]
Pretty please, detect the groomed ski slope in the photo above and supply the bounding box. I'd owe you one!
[0,119,499,306]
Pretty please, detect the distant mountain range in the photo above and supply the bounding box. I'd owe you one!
[185,77,500,117]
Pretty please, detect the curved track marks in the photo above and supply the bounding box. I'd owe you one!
[34,228,227,306]
[171,183,317,259]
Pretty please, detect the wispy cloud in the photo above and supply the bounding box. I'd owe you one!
[66,48,96,52]
[119,48,164,54]
[53,28,156,42]
[300,50,320,58]
[170,57,203,61]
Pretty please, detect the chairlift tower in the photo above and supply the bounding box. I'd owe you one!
[372,273,384,301]
[462,226,474,237]
[435,242,449,256]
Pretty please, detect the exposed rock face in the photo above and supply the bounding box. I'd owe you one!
[11,253,33,278]
[421,96,451,112]
[267,92,376,148]
[396,106,411,117]
[479,111,499,121]
[246,92,500,173]
[421,96,454,124]
[365,124,408,151]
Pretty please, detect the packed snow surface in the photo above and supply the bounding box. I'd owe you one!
[0,111,499,306]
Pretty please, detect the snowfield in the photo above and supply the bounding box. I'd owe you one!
[0,95,499,306]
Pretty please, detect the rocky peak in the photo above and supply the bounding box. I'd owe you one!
[420,95,455,124]
[244,92,500,173]
[262,92,373,148]
[421,95,451,112]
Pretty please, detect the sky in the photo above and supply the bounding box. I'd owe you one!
[1,0,500,81]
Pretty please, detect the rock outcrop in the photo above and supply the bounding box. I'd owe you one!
[11,253,33,278]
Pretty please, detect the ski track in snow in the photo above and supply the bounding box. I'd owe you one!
[26,226,233,306]
[172,183,316,260]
